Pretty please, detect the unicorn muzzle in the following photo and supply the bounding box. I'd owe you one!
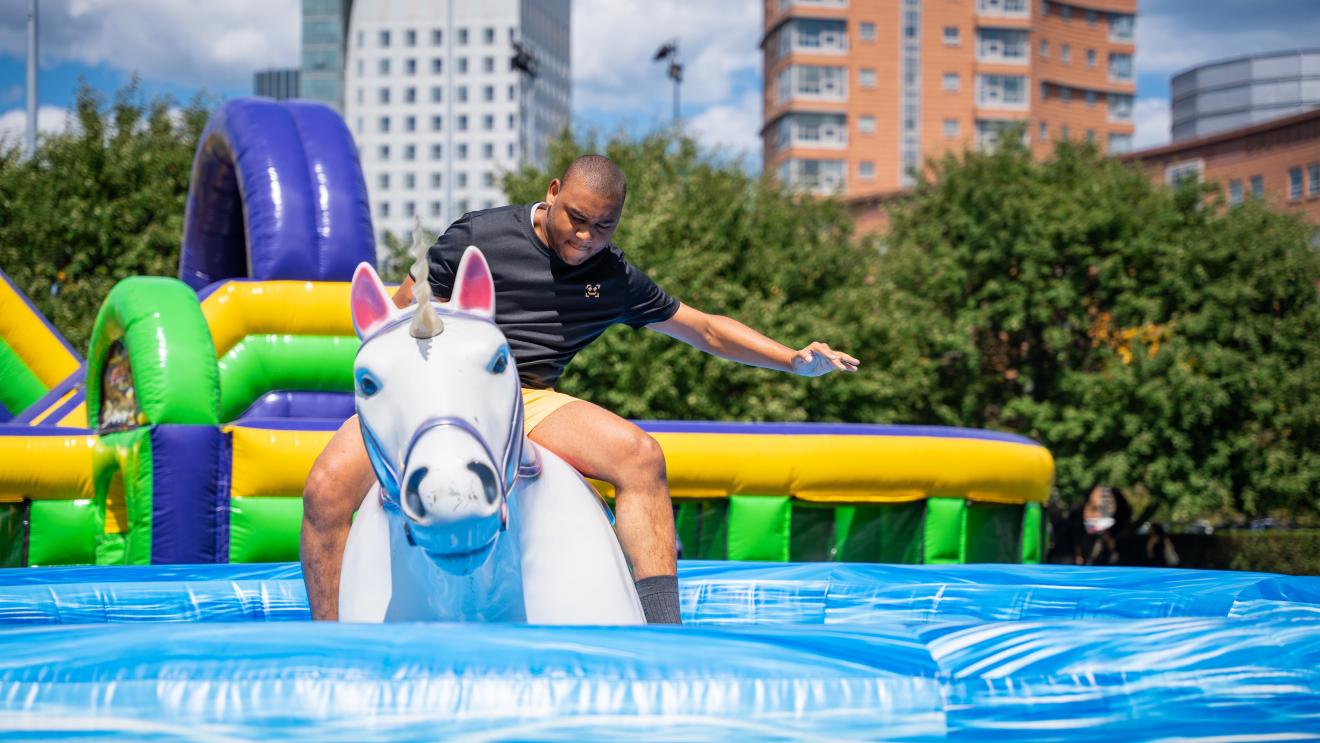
[398,423,507,574]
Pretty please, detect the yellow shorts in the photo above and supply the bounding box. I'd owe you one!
[521,388,582,434]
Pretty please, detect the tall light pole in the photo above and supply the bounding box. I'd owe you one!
[653,40,682,133]
[511,39,538,167]
[25,0,38,160]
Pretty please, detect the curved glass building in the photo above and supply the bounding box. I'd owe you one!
[1171,49,1320,141]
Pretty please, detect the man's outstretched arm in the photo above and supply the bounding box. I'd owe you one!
[648,303,859,376]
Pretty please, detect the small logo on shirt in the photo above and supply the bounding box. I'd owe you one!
[585,283,601,298]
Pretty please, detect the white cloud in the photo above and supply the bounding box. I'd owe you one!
[1135,3,1320,80]
[1132,97,1171,150]
[0,105,72,149]
[0,0,300,91]
[572,0,761,116]
[686,90,761,160]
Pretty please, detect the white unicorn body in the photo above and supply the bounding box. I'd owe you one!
[337,247,644,623]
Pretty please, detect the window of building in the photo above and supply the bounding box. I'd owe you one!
[404,116,415,132]
[378,116,390,133]
[457,173,468,188]
[378,173,390,190]
[508,142,515,158]
[1086,9,1098,26]
[1107,133,1131,154]
[1109,52,1133,81]
[356,30,364,48]
[458,86,468,102]
[379,30,391,47]
[1309,163,1320,196]
[483,85,495,101]
[356,87,364,105]
[1060,4,1072,20]
[1085,129,1095,143]
[859,68,876,89]
[1250,175,1264,197]
[943,119,960,138]
[431,115,442,131]
[976,0,1028,16]
[430,145,442,161]
[858,115,876,134]
[403,145,416,161]
[378,144,390,160]
[943,26,960,46]
[378,58,390,75]
[457,199,469,212]
[1039,121,1048,141]
[483,56,495,73]
[457,57,468,74]
[404,173,415,189]
[431,29,443,45]
[976,74,1028,108]
[1165,160,1204,187]
[1109,13,1134,41]
[405,86,416,103]
[378,87,390,104]
[431,86,442,103]
[859,161,875,180]
[405,29,416,47]
[1060,86,1072,103]
[977,28,1028,62]
[356,59,364,76]
[1060,124,1070,140]
[1061,44,1071,64]
[457,114,468,131]
[1228,180,1243,205]
[508,114,515,129]
[378,201,390,218]
[1290,166,1304,201]
[508,85,516,100]
[457,144,468,161]
[430,201,442,217]
[432,58,443,73]
[404,202,415,218]
[943,72,960,92]
[1103,94,1131,123]
[778,65,849,101]
[975,119,1023,150]
[1085,90,1097,107]
[1039,39,1048,59]
[1086,49,1096,67]
[458,28,469,45]
[482,114,494,130]
[859,22,876,41]
[481,26,494,44]
[431,173,443,189]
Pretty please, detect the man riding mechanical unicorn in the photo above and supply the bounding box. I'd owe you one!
[303,154,860,624]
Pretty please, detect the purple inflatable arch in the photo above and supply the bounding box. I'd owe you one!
[178,98,375,290]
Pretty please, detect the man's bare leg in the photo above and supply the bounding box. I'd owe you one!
[301,416,377,620]
[528,400,680,622]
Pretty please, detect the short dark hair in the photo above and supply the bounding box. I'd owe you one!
[560,154,627,204]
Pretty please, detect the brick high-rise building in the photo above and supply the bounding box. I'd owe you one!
[762,0,1137,198]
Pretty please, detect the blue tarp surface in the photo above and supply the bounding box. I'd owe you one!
[1,562,1318,740]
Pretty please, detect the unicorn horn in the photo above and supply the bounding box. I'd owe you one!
[408,216,444,338]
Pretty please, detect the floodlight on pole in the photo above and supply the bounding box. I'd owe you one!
[653,40,682,132]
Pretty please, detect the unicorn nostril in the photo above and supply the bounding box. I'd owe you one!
[404,466,429,519]
[466,461,499,504]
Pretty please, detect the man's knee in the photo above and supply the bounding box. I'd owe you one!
[617,427,667,486]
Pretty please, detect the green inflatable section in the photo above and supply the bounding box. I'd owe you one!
[229,496,303,563]
[676,497,1040,565]
[86,277,219,431]
[218,335,357,421]
[0,337,48,415]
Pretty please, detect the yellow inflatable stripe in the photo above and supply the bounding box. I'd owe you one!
[226,425,336,499]
[203,282,354,358]
[0,275,80,386]
[0,433,97,501]
[56,403,87,428]
[224,426,1051,506]
[28,388,78,426]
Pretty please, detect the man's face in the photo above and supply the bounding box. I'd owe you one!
[543,178,623,265]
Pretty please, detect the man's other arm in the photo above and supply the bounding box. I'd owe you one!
[648,303,859,377]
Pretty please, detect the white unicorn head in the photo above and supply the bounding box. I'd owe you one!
[349,246,523,575]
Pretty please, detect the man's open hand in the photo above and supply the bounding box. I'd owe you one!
[791,342,860,377]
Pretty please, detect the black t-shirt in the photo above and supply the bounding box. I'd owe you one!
[427,203,679,389]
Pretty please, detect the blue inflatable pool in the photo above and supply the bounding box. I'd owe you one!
[2,561,1318,740]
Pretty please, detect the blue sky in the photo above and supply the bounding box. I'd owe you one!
[2,0,1318,157]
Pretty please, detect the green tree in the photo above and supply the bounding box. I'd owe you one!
[0,82,210,352]
[502,131,927,423]
[885,138,1320,520]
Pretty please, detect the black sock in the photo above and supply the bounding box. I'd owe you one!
[634,575,682,624]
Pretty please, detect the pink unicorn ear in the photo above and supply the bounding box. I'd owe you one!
[451,246,495,317]
[350,262,393,339]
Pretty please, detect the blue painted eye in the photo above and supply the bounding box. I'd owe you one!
[487,346,509,374]
[356,369,382,397]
